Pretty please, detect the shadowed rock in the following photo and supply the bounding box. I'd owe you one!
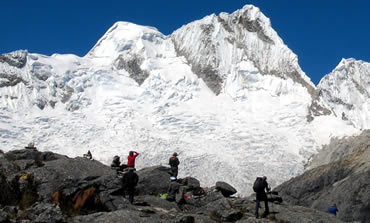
[0,149,349,222]
[275,132,370,222]
[215,181,237,197]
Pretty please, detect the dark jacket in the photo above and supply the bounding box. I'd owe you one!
[169,156,180,167]
[122,170,139,188]
[256,179,269,201]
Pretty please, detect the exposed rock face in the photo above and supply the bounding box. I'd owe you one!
[309,130,370,168]
[171,5,315,99]
[275,133,370,222]
[0,50,28,88]
[0,149,345,222]
[114,54,150,85]
[0,50,27,68]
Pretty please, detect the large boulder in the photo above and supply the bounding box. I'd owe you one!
[136,166,172,195]
[215,181,237,197]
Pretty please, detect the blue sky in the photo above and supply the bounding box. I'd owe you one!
[1,0,369,85]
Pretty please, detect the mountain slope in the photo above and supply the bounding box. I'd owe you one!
[0,5,364,195]
[318,58,370,129]
[275,130,370,222]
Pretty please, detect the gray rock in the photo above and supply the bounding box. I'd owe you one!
[23,202,65,223]
[215,181,237,197]
[309,129,370,168]
[68,209,170,223]
[136,166,172,195]
[0,50,27,68]
[0,149,356,223]
[0,209,10,223]
[276,137,370,223]
[181,177,200,190]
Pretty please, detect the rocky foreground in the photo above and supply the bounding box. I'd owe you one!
[276,130,370,223]
[0,149,344,223]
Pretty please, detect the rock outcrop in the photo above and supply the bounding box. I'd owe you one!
[0,149,345,222]
[275,131,370,222]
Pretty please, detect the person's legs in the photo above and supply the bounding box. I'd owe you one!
[128,187,135,204]
[255,199,260,218]
[171,166,178,177]
[263,199,269,217]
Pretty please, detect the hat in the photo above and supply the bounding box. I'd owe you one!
[170,176,177,181]
[28,142,35,148]
[173,152,178,157]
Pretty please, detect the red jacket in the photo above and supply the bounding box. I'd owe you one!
[127,152,139,167]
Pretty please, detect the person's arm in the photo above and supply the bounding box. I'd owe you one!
[134,152,139,158]
[265,182,270,192]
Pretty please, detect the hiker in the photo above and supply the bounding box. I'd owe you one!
[169,152,180,177]
[25,142,37,150]
[253,176,270,218]
[329,204,339,216]
[83,150,92,159]
[167,176,180,202]
[122,168,139,204]
[111,155,121,168]
[127,151,139,169]
[111,155,127,172]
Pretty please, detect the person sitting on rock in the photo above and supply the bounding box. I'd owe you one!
[167,176,180,202]
[111,155,127,172]
[169,152,180,177]
[254,176,270,218]
[111,155,121,168]
[127,151,139,169]
[329,204,339,216]
[83,150,92,159]
[122,168,139,204]
[25,142,37,150]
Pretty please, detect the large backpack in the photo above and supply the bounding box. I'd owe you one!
[253,177,265,193]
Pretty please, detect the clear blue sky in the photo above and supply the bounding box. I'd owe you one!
[1,0,369,85]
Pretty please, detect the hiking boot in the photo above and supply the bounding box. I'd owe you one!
[262,212,269,218]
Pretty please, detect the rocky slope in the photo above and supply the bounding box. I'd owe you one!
[0,149,344,223]
[275,130,370,222]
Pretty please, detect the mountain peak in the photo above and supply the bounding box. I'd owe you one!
[87,21,165,58]
[318,58,370,129]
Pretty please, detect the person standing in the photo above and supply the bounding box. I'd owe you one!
[253,176,270,218]
[127,151,139,169]
[169,152,180,177]
[122,168,139,204]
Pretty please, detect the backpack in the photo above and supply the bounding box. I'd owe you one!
[253,177,264,193]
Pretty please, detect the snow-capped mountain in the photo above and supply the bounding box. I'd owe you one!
[318,58,370,129]
[0,5,366,195]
